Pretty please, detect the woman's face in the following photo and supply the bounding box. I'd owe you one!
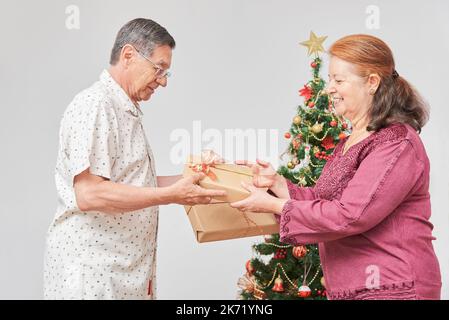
[327,56,373,122]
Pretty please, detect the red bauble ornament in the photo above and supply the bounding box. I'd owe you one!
[272,276,284,292]
[338,132,346,140]
[298,285,312,298]
[284,132,291,139]
[330,120,337,127]
[308,101,315,108]
[292,245,307,258]
[311,62,317,68]
[245,260,254,275]
[342,123,348,129]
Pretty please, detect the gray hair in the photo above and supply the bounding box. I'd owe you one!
[110,18,175,65]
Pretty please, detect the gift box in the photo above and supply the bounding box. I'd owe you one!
[183,156,280,242]
[183,155,256,203]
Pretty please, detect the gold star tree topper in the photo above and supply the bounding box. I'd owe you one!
[300,31,328,56]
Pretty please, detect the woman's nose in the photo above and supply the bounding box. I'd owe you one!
[325,85,336,95]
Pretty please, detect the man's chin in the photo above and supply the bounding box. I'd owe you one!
[140,93,153,102]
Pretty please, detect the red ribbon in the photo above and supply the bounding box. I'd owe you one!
[189,163,218,181]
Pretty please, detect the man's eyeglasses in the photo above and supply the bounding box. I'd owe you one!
[129,45,171,79]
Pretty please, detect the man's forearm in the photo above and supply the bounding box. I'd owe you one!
[78,180,175,214]
[157,175,182,187]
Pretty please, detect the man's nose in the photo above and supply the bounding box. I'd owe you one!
[157,76,168,87]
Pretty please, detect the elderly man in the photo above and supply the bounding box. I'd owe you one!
[43,18,225,300]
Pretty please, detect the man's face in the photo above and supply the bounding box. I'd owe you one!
[126,45,172,103]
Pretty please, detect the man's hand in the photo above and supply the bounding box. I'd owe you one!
[168,173,226,206]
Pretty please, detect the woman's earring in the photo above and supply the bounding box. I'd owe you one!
[369,88,376,95]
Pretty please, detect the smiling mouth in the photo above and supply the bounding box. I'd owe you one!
[332,96,344,105]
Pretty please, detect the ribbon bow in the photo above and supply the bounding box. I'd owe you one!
[189,163,218,181]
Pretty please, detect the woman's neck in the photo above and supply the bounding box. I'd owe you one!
[349,111,370,133]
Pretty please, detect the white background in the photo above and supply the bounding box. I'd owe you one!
[0,0,448,299]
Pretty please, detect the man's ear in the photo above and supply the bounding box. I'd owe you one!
[120,44,135,67]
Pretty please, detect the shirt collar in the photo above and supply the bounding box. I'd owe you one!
[99,69,144,118]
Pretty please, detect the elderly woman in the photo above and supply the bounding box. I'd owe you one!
[230,34,441,300]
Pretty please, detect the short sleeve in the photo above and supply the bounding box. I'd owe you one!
[61,97,119,185]
[279,139,424,245]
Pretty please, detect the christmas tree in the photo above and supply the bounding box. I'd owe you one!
[237,32,348,300]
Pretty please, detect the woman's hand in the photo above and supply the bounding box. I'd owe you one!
[235,159,289,198]
[229,182,288,215]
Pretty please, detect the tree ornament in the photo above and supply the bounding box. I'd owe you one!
[293,115,302,125]
[311,61,317,68]
[300,31,328,56]
[308,101,315,108]
[311,122,323,134]
[330,120,337,127]
[292,245,308,258]
[274,248,287,259]
[338,132,346,140]
[245,260,254,275]
[272,276,285,292]
[237,274,255,294]
[321,135,335,150]
[320,276,326,288]
[342,123,348,129]
[299,85,313,101]
[253,288,267,300]
[284,132,291,139]
[298,285,312,298]
[292,139,300,150]
[287,162,295,169]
